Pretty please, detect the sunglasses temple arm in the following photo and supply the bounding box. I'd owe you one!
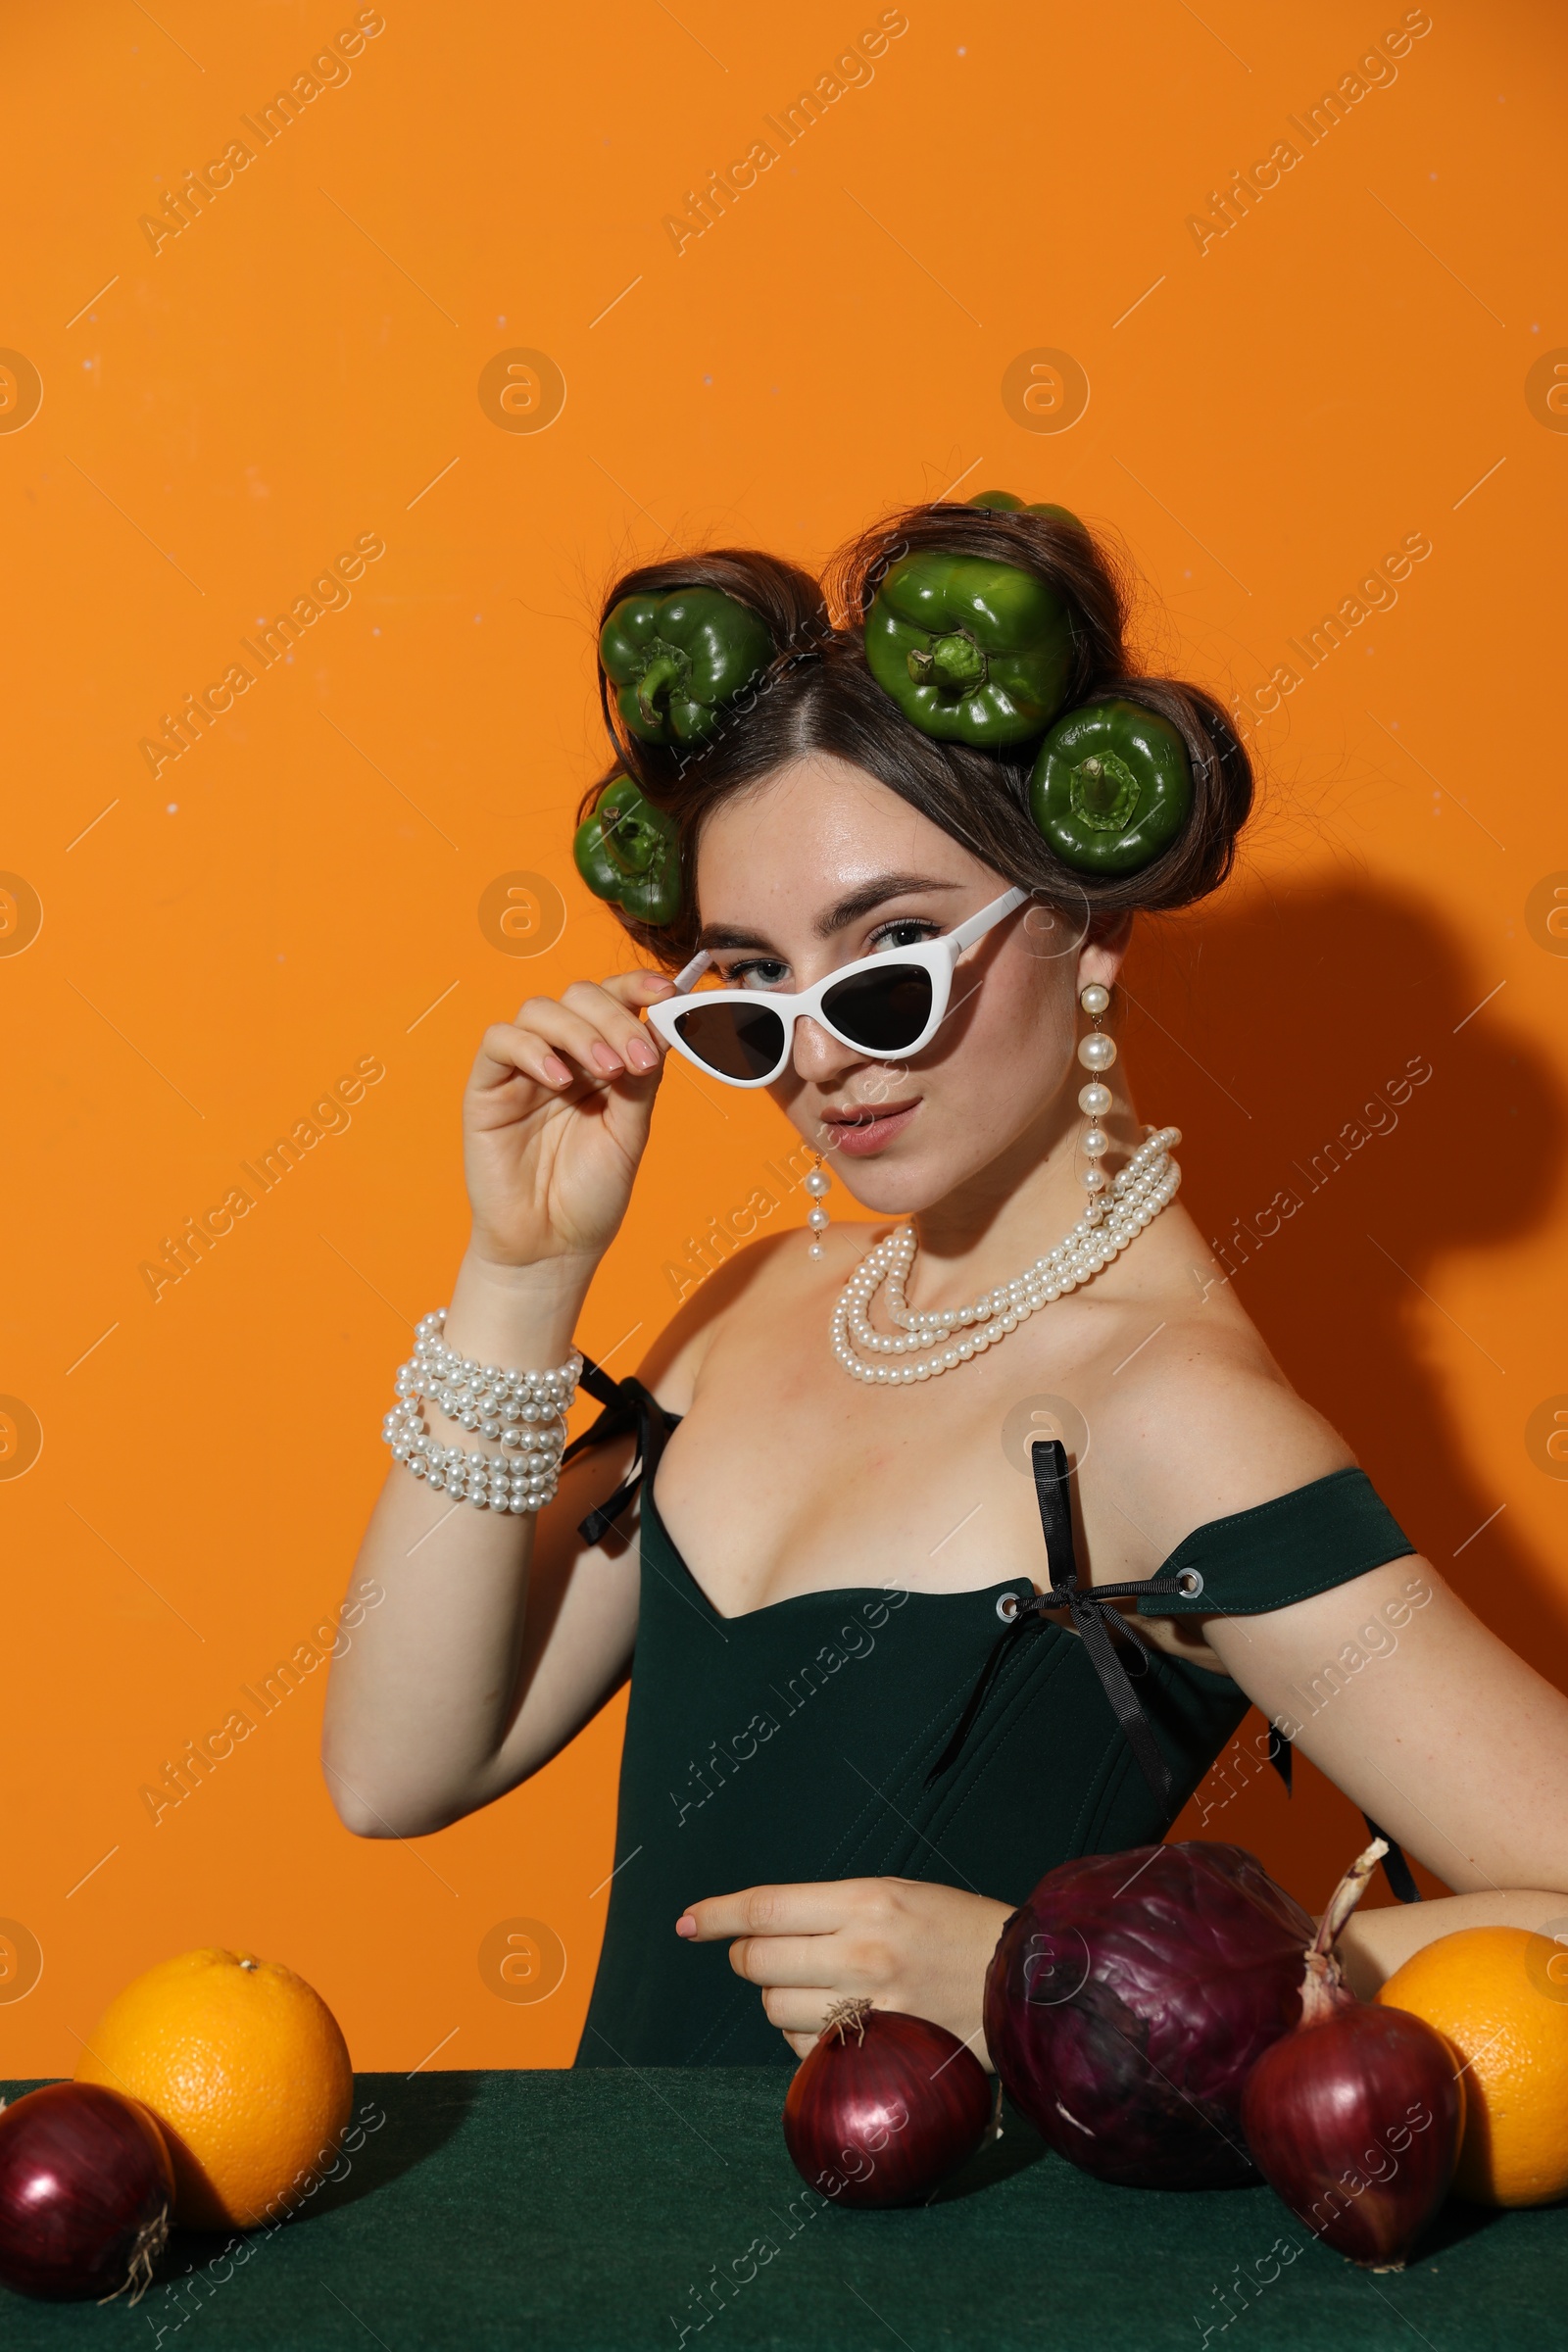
[951,885,1029,955]
[671,948,712,992]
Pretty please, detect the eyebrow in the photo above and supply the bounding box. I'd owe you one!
[696,873,964,954]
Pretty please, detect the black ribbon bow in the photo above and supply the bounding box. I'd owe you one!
[925,1436,1421,1904]
[925,1437,1194,1805]
[562,1355,679,1548]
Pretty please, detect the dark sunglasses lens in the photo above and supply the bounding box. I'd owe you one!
[674,1002,786,1081]
[820,963,933,1053]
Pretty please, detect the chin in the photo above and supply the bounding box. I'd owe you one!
[806,1104,986,1216]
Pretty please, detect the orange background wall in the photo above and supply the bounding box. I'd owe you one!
[3,0,1566,2074]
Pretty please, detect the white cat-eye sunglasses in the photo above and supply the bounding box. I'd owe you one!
[645,887,1028,1088]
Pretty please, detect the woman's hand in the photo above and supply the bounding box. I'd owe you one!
[677,1879,1014,2064]
[463,968,675,1273]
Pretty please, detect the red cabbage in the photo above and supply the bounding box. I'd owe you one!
[984,1841,1317,2187]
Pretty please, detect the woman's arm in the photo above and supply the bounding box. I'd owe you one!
[321,966,687,1837]
[1102,1328,1568,1986]
[1202,1555,1568,1993]
[321,1250,646,1837]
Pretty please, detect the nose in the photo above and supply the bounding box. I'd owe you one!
[790,1013,865,1086]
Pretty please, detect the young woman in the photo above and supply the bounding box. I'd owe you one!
[321,498,1568,2072]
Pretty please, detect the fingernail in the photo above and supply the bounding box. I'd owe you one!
[674,1914,696,1938]
[625,1036,658,1071]
[543,1054,572,1086]
[592,1043,624,1075]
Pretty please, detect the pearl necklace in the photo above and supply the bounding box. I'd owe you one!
[830,1125,1183,1384]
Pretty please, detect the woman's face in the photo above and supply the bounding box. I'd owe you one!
[691,755,1129,1216]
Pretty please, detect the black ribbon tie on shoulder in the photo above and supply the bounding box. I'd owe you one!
[926,1438,1193,1808]
[924,1437,1423,1904]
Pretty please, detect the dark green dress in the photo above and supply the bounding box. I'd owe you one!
[568,1378,1415,2070]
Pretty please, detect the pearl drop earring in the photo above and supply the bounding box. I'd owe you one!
[1076,981,1115,1213]
[805,1153,832,1260]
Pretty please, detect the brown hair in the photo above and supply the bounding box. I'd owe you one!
[577,500,1253,969]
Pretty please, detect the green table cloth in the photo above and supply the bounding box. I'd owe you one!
[1,2070,1560,2349]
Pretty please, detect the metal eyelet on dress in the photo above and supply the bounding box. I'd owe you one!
[1175,1568,1204,1598]
[996,1592,1020,1622]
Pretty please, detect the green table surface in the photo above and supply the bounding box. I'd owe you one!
[1,2070,1562,2351]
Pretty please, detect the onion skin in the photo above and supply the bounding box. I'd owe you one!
[0,2082,174,2303]
[1241,2002,1464,2268]
[984,1842,1317,2188]
[782,2004,992,2208]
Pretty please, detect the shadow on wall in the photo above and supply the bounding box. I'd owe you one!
[1126,875,1566,1901]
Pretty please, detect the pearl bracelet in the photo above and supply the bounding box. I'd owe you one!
[381,1310,582,1515]
[402,1309,581,1424]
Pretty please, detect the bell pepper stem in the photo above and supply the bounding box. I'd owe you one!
[934,633,986,692]
[635,650,686,726]
[906,631,988,696]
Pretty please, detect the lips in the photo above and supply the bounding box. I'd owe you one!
[820,1100,920,1157]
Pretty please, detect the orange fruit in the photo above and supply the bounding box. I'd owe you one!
[1376,1925,1568,2208]
[74,1947,353,2230]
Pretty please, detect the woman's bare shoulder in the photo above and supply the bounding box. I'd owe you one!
[631,1219,888,1415]
[1089,1298,1359,1567]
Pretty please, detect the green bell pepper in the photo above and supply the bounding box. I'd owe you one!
[863,552,1074,747]
[600,587,773,747]
[573,776,682,923]
[1028,700,1194,875]
[969,489,1086,533]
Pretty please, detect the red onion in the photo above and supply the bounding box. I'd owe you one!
[0,2081,174,2303]
[1242,1838,1465,2269]
[782,2000,993,2208]
[984,1840,1317,2187]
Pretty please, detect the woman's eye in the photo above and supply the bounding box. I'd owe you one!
[870,920,939,953]
[722,957,790,989]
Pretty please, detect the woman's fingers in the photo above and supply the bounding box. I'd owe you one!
[563,976,671,1071]
[531,995,643,1078]
[680,1884,900,2002]
[470,1020,585,1095]
[676,1883,859,1941]
[679,1881,927,2039]
[466,970,676,1096]
[760,1987,840,2037]
[727,1934,864,1989]
[676,1881,1005,2064]
[519,977,670,1077]
[476,1001,651,1091]
[596,968,678,1008]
